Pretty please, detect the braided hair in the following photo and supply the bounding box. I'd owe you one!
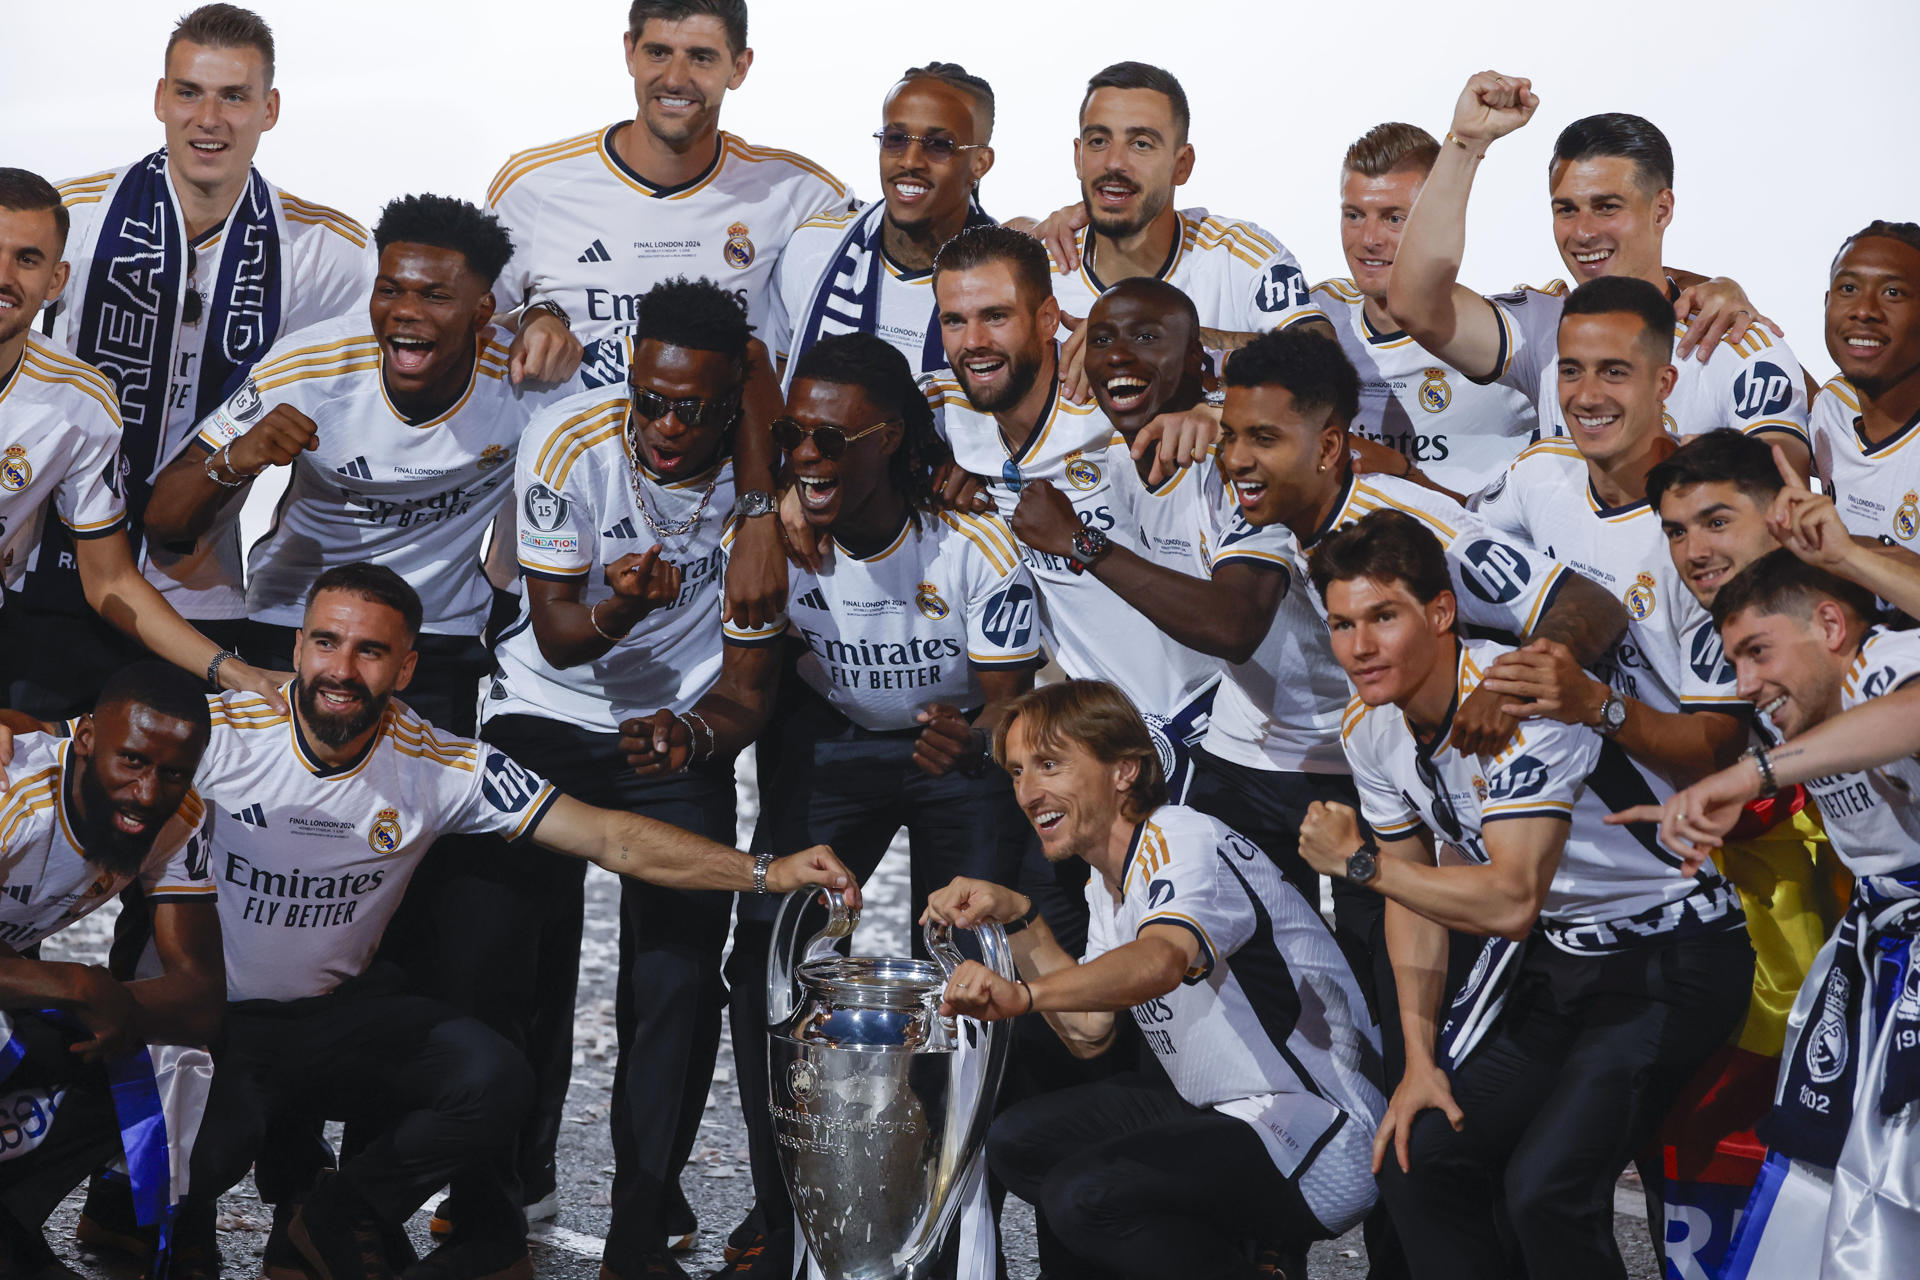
[789,334,949,529]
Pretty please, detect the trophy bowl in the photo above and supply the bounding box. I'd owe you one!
[767,888,1013,1279]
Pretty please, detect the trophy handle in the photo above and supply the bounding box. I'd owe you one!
[767,886,858,1026]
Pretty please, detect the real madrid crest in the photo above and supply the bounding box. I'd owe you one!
[1624,570,1657,621]
[369,807,403,854]
[915,581,949,620]
[1063,451,1101,491]
[1418,367,1452,414]
[478,444,508,471]
[1897,491,1919,542]
[1471,775,1488,803]
[0,446,32,492]
[724,221,755,270]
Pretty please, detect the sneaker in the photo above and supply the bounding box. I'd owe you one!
[75,1174,155,1262]
[401,1236,533,1280]
[431,1191,559,1240]
[1252,1242,1308,1279]
[522,1191,558,1227]
[664,1184,696,1253]
[286,1175,398,1280]
[719,1212,762,1265]
[706,1232,792,1279]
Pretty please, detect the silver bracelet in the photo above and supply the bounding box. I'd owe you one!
[753,851,774,895]
[205,649,239,688]
[203,443,248,488]
[589,598,629,642]
[682,709,716,762]
[1747,745,1780,797]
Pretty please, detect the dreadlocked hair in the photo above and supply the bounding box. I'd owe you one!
[789,333,949,530]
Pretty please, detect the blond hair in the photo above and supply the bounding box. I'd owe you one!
[1341,122,1440,184]
[991,681,1167,822]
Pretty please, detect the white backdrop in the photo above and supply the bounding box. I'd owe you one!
[12,0,1920,381]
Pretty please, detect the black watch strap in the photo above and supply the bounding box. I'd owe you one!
[1004,897,1042,935]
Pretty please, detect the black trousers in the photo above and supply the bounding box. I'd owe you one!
[402,713,735,1270]
[0,1014,124,1232]
[187,979,532,1238]
[1377,930,1754,1280]
[238,621,492,737]
[0,598,243,720]
[988,1073,1325,1280]
[727,686,1029,1227]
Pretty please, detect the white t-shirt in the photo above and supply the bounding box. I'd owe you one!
[929,373,1220,720]
[1473,439,1743,725]
[1049,210,1326,335]
[195,689,557,1001]
[0,332,129,595]
[1481,281,1810,451]
[1800,626,1920,879]
[724,509,1041,731]
[55,170,374,617]
[1808,376,1920,545]
[486,126,849,385]
[190,316,581,635]
[1313,278,1537,495]
[1083,804,1384,1224]
[768,208,948,375]
[487,387,734,732]
[1342,638,1745,952]
[0,733,215,951]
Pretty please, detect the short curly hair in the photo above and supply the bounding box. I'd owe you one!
[789,334,949,530]
[373,194,515,286]
[1222,328,1360,427]
[632,276,755,371]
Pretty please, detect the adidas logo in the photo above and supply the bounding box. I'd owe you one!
[335,455,372,481]
[794,587,828,611]
[1,884,30,904]
[230,802,267,828]
[602,517,637,540]
[577,239,612,264]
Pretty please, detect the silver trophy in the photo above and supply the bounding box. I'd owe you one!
[767,888,1014,1279]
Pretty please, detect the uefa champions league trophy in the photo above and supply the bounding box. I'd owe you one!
[767,887,1014,1279]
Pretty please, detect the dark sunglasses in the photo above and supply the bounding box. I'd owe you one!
[770,416,893,460]
[182,246,205,327]
[1000,459,1024,493]
[630,386,736,429]
[1413,750,1463,842]
[872,129,987,162]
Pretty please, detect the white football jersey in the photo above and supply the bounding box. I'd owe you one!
[196,689,556,1002]
[1313,279,1537,495]
[487,126,849,386]
[191,316,581,635]
[55,173,374,618]
[0,333,128,595]
[1083,806,1384,1210]
[487,388,734,732]
[1808,376,1920,545]
[0,733,214,951]
[1799,626,1920,879]
[725,510,1041,731]
[1049,210,1326,336]
[1483,282,1809,451]
[929,373,1219,719]
[1473,439,1743,723]
[769,209,947,374]
[1343,638,1745,952]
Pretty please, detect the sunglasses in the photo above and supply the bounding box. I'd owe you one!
[1000,459,1024,493]
[182,246,206,327]
[872,129,988,163]
[770,417,893,460]
[1413,749,1463,842]
[630,386,737,429]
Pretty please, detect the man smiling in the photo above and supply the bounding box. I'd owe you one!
[146,194,579,734]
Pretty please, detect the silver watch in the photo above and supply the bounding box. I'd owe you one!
[753,851,774,894]
[1594,694,1627,737]
[734,490,777,519]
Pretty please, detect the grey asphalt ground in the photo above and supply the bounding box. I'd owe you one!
[33,752,1663,1279]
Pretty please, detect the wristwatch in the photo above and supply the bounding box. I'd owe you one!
[1346,839,1380,887]
[1594,693,1627,737]
[734,490,778,519]
[523,298,572,330]
[1004,896,1042,935]
[1069,526,1112,569]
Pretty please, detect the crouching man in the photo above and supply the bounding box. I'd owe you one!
[931,680,1385,1280]
[0,663,223,1277]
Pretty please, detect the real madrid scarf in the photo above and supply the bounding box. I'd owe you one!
[27,149,285,611]
[1765,874,1920,1169]
[790,196,996,375]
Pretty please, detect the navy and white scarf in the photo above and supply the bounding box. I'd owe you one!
[28,149,284,609]
[789,196,996,375]
[1764,873,1920,1168]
